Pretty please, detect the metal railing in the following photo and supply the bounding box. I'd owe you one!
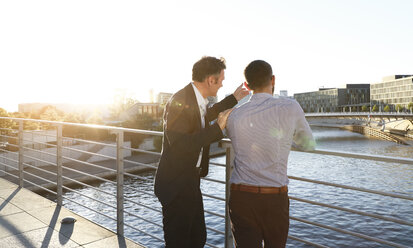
[305,112,413,118]
[0,117,412,248]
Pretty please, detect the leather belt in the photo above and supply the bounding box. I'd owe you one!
[231,184,288,194]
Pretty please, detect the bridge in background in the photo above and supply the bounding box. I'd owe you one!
[305,112,413,138]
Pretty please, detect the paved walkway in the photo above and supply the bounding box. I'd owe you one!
[0,178,144,248]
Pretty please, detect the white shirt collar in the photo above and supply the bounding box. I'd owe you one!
[191,83,209,109]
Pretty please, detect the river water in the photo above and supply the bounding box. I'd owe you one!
[58,127,413,247]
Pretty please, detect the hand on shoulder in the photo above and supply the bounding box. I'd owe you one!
[217,108,234,130]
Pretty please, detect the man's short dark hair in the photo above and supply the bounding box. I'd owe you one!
[192,56,226,82]
[244,60,273,90]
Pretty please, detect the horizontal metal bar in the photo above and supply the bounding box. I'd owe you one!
[305,112,413,117]
[206,226,225,235]
[23,146,57,157]
[123,171,153,182]
[291,216,409,248]
[121,186,223,222]
[0,128,14,131]
[123,222,164,242]
[22,162,57,177]
[126,193,223,237]
[202,177,225,184]
[3,143,18,148]
[123,146,161,156]
[295,148,413,165]
[0,160,17,170]
[203,192,225,201]
[22,130,57,138]
[61,165,116,185]
[23,154,57,167]
[62,185,117,210]
[62,137,116,147]
[0,167,19,179]
[61,175,116,197]
[21,138,57,148]
[62,156,117,173]
[289,196,413,226]
[0,152,18,163]
[123,185,156,198]
[209,161,225,167]
[289,176,413,201]
[0,117,163,136]
[0,134,17,140]
[220,138,413,166]
[62,196,117,222]
[125,198,162,213]
[4,116,412,164]
[124,210,163,228]
[123,159,157,169]
[0,148,14,155]
[23,170,57,186]
[288,235,330,248]
[204,209,225,219]
[62,146,116,161]
[22,178,57,195]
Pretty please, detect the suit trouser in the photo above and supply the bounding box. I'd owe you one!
[162,187,206,248]
[229,190,290,248]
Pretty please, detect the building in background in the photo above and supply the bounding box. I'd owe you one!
[157,92,173,105]
[370,75,413,111]
[280,90,288,97]
[120,102,161,122]
[294,84,370,113]
[119,92,174,123]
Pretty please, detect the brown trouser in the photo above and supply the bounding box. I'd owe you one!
[229,188,290,248]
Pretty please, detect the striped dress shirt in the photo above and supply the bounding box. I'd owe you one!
[226,93,315,187]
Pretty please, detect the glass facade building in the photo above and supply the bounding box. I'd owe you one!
[294,84,370,113]
[370,75,413,111]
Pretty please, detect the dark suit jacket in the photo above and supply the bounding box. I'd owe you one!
[154,83,237,206]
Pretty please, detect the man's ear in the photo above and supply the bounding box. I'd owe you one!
[271,75,275,86]
[207,75,214,86]
[207,75,217,86]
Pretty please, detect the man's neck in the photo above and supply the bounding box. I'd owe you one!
[252,86,273,95]
[193,81,208,99]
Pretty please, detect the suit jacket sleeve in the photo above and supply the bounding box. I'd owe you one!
[164,94,237,156]
[164,96,223,156]
[205,94,238,123]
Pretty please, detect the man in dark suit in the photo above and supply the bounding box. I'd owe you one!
[154,56,248,247]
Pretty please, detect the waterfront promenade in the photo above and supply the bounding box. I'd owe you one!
[0,178,144,248]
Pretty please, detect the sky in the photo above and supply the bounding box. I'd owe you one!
[1,0,413,112]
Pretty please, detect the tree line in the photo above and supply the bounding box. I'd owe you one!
[0,99,164,152]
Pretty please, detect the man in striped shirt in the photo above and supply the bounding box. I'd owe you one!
[226,60,315,247]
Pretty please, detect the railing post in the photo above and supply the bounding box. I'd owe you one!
[18,120,24,187]
[56,124,63,206]
[223,141,235,248]
[115,130,124,236]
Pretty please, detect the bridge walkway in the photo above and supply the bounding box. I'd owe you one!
[0,178,144,248]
